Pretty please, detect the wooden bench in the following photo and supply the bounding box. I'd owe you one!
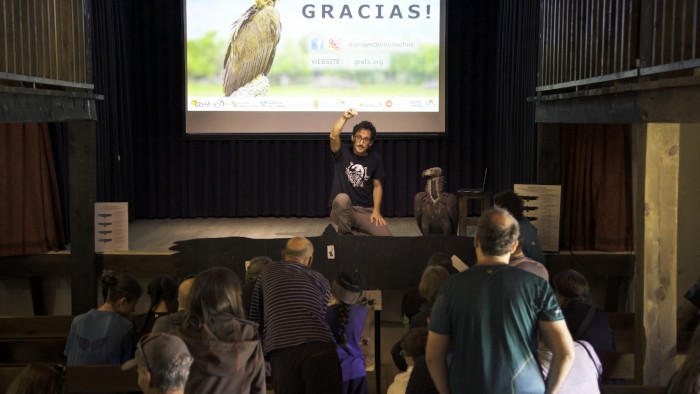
[0,365,140,393]
[0,315,72,365]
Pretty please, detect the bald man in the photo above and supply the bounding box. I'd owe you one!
[151,276,195,334]
[426,209,574,393]
[249,237,342,394]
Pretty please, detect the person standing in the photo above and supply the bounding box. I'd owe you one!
[250,237,342,394]
[326,269,371,394]
[329,108,391,236]
[426,208,574,393]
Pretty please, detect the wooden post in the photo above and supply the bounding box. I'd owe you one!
[68,120,98,314]
[633,123,679,385]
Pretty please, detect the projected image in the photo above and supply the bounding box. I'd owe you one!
[186,0,441,113]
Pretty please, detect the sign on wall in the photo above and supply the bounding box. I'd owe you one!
[94,202,129,252]
[513,185,561,252]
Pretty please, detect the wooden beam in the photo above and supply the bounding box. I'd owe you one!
[68,121,98,314]
[634,123,679,385]
[0,89,100,123]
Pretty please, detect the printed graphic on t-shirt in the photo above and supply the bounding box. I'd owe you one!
[77,335,110,351]
[345,162,369,188]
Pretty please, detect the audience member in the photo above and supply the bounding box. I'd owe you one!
[250,237,342,394]
[510,233,549,281]
[539,339,602,393]
[133,275,178,341]
[426,208,574,393]
[6,363,65,394]
[65,270,142,365]
[404,328,439,394]
[326,269,371,394]
[172,266,265,393]
[552,269,615,354]
[394,253,455,372]
[241,256,273,316]
[402,253,456,325]
[666,323,700,393]
[677,275,700,332]
[151,275,195,334]
[411,266,450,329]
[494,190,546,264]
[122,333,193,394]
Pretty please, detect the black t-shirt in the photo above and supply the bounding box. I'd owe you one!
[328,143,386,208]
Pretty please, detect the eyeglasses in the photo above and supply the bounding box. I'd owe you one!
[353,136,372,143]
[137,333,156,370]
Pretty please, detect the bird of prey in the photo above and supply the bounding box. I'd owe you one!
[414,167,458,235]
[222,0,281,96]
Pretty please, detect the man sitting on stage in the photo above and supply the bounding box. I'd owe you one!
[329,108,392,236]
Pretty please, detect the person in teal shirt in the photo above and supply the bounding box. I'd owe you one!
[426,208,574,393]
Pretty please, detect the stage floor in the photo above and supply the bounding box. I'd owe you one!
[128,217,422,252]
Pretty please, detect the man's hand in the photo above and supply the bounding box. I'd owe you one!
[370,210,387,226]
[343,108,358,119]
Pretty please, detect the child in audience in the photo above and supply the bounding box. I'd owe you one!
[64,270,142,365]
[326,269,371,394]
[132,274,178,341]
[6,363,65,394]
[388,328,439,394]
[411,265,450,329]
[241,256,273,316]
[552,269,615,354]
[172,266,265,393]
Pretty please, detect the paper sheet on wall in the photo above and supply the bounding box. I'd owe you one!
[513,185,561,252]
[94,202,129,252]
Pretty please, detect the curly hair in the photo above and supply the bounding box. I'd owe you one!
[352,120,376,141]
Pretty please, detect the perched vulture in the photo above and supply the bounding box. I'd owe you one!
[222,0,281,96]
[414,167,458,235]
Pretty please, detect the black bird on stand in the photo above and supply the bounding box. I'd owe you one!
[222,0,281,96]
[414,167,458,235]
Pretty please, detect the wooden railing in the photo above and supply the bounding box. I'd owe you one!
[0,0,92,90]
[538,0,700,92]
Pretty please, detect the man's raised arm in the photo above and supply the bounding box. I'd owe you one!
[330,108,357,153]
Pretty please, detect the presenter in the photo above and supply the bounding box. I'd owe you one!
[329,108,391,236]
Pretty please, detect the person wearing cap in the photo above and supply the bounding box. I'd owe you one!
[122,333,193,394]
[326,269,371,394]
[249,237,342,394]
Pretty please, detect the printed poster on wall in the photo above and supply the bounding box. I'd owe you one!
[513,184,561,252]
[94,202,129,252]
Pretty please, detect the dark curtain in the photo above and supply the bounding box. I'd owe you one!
[49,0,539,222]
[0,123,65,256]
[493,0,539,188]
[560,124,633,251]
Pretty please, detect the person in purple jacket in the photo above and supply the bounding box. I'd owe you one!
[326,269,371,394]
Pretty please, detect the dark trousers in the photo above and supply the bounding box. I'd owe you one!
[269,342,342,394]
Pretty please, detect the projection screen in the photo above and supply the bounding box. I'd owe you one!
[185,0,447,136]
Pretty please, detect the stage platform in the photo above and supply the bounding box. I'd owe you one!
[128,217,423,252]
